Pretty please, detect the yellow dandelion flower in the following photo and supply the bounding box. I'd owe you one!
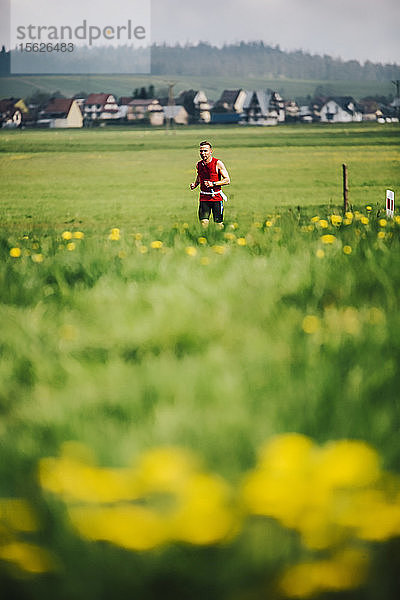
[212,245,226,255]
[0,542,55,574]
[319,219,329,229]
[182,222,189,229]
[321,234,336,244]
[67,242,76,251]
[224,232,236,241]
[343,218,352,225]
[198,236,207,245]
[32,242,40,250]
[9,247,21,258]
[32,253,44,263]
[265,220,273,227]
[61,231,72,240]
[330,214,342,226]
[316,248,325,259]
[229,222,238,230]
[311,216,320,223]
[237,237,247,246]
[72,231,84,239]
[253,221,262,229]
[302,315,321,334]
[109,233,120,241]
[185,246,197,257]
[139,246,148,254]
[150,240,163,249]
[394,215,400,225]
[366,205,372,212]
[377,231,386,240]
[0,498,39,532]
[345,211,353,219]
[343,245,352,255]
[360,216,369,225]
[379,218,387,227]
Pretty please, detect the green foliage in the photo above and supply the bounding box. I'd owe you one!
[0,124,399,599]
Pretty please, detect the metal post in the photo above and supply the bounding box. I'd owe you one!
[342,163,348,213]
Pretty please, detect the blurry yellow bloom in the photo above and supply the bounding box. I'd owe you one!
[345,211,353,220]
[265,220,273,227]
[150,240,163,249]
[253,221,262,229]
[330,214,342,226]
[0,499,39,532]
[319,219,329,229]
[61,231,72,240]
[230,222,238,230]
[316,249,325,259]
[212,245,226,255]
[118,250,127,259]
[343,218,352,226]
[135,232,143,240]
[139,245,148,254]
[343,245,352,255]
[279,549,369,598]
[360,216,369,225]
[32,242,40,250]
[366,205,372,212]
[68,505,168,551]
[302,315,320,334]
[311,216,320,223]
[72,231,84,239]
[185,246,197,257]
[31,253,44,263]
[66,242,76,251]
[109,229,120,241]
[9,247,21,258]
[377,231,386,240]
[198,236,207,245]
[182,222,189,229]
[0,542,55,574]
[320,234,336,244]
[379,218,387,227]
[224,232,236,241]
[394,215,400,225]
[316,440,380,489]
[237,237,247,246]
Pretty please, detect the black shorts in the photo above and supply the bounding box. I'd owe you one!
[198,200,224,223]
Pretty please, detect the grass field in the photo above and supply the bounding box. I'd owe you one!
[0,123,400,599]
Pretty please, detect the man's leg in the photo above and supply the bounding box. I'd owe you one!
[212,200,224,229]
[199,202,211,228]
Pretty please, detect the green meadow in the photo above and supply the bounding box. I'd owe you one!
[0,123,400,599]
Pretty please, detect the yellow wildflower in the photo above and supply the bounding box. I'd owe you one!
[150,240,163,249]
[212,245,226,255]
[302,315,320,334]
[237,237,247,246]
[321,234,336,244]
[185,246,197,257]
[31,253,44,263]
[9,247,21,258]
[0,542,55,574]
[139,245,148,254]
[67,242,76,251]
[72,231,84,239]
[330,214,342,226]
[360,216,369,225]
[61,231,72,240]
[319,219,329,229]
[366,205,372,212]
[379,218,387,227]
[377,231,386,240]
[198,236,207,245]
[311,216,320,223]
[343,245,352,255]
[316,249,325,259]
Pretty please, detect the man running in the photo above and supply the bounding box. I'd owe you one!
[190,141,230,228]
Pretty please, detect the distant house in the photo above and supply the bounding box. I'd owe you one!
[320,97,362,123]
[128,99,164,126]
[0,97,28,128]
[213,89,247,113]
[242,90,285,125]
[38,98,83,128]
[84,93,119,122]
[285,100,300,122]
[163,105,189,125]
[176,90,211,123]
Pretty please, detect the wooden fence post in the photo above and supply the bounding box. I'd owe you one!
[342,163,348,213]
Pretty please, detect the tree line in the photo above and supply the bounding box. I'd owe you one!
[1,42,399,80]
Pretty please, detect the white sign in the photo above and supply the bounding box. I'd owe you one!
[386,189,395,218]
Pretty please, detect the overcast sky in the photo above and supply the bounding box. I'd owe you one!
[1,0,399,64]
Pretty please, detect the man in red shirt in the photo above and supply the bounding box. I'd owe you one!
[190,141,231,228]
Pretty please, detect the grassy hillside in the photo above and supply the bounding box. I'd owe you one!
[0,73,395,103]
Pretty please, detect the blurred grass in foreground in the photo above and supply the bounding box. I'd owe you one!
[1,206,400,599]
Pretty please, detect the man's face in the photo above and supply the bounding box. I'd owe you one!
[199,144,212,162]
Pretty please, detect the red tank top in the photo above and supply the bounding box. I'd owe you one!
[197,157,222,201]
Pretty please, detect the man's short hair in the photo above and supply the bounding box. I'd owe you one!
[199,141,212,148]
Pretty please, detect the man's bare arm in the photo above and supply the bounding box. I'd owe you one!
[215,160,230,186]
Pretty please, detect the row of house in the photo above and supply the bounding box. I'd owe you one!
[1,90,399,129]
